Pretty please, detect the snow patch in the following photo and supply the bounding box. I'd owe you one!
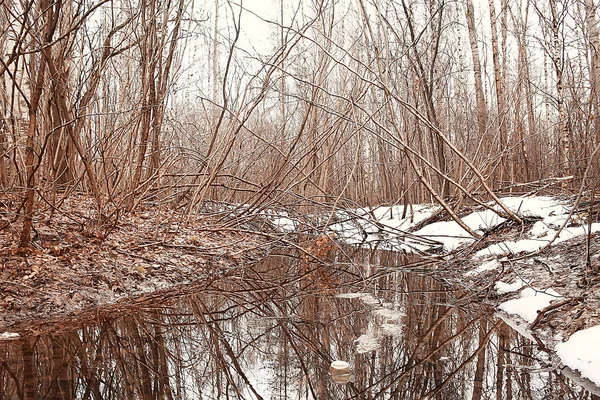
[373,308,405,321]
[495,278,530,294]
[412,221,475,251]
[496,196,568,218]
[359,294,380,306]
[0,332,20,340]
[379,323,403,336]
[555,325,600,386]
[462,210,506,234]
[466,259,501,276]
[335,292,367,299]
[498,287,563,323]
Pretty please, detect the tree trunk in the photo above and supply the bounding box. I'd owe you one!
[20,0,55,247]
[464,0,488,139]
[549,0,571,179]
[586,0,600,144]
[488,0,508,186]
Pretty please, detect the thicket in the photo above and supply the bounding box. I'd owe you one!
[1,0,599,246]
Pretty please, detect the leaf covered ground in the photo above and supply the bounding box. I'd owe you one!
[0,195,270,332]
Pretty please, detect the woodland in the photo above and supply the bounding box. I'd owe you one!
[2,1,600,398]
[0,0,600,304]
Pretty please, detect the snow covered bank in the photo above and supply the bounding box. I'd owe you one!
[269,195,600,390]
[271,195,596,257]
[555,326,600,386]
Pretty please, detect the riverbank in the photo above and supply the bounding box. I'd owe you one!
[457,234,600,388]
[0,196,271,331]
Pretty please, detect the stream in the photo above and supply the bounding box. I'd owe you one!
[0,247,597,399]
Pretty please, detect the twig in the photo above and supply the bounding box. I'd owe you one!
[530,297,583,329]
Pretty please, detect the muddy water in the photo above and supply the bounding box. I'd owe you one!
[0,248,596,399]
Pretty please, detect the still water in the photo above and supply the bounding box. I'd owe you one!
[0,247,597,399]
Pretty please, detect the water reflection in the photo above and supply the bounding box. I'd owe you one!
[0,248,597,399]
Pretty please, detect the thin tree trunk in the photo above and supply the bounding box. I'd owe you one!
[471,319,488,400]
[464,0,488,139]
[549,0,571,179]
[586,0,600,143]
[20,0,55,247]
[488,0,508,186]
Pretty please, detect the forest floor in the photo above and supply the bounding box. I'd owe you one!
[0,195,272,333]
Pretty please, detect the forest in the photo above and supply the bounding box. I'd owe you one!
[0,0,598,246]
[2,0,600,398]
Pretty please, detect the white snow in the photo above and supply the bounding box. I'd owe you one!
[379,323,403,336]
[359,294,380,305]
[475,224,600,258]
[461,210,506,233]
[555,325,600,386]
[0,332,19,340]
[471,195,600,258]
[495,278,531,294]
[411,209,506,252]
[411,221,475,251]
[308,196,600,388]
[465,259,501,276]
[269,195,595,257]
[498,287,563,323]
[335,292,367,299]
[495,196,568,218]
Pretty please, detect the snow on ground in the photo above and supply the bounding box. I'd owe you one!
[409,209,507,251]
[498,287,563,323]
[495,278,531,294]
[465,259,501,276]
[326,204,438,248]
[269,195,597,258]
[275,196,600,388]
[493,196,569,218]
[269,195,596,258]
[355,333,380,353]
[475,223,600,258]
[555,325,600,386]
[289,196,600,388]
[373,308,405,320]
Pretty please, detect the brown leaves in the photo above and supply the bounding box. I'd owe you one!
[0,196,269,330]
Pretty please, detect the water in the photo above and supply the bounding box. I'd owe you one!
[0,247,597,399]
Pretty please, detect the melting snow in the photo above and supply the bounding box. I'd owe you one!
[0,332,20,340]
[373,308,405,321]
[465,259,501,276]
[495,278,531,294]
[335,292,367,299]
[495,196,568,218]
[498,287,563,323]
[270,195,595,257]
[379,323,403,336]
[316,196,600,388]
[412,221,475,251]
[359,294,380,305]
[555,325,600,386]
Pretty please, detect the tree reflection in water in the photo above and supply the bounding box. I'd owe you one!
[0,248,597,399]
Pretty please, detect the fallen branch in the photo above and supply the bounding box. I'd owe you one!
[530,296,583,329]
